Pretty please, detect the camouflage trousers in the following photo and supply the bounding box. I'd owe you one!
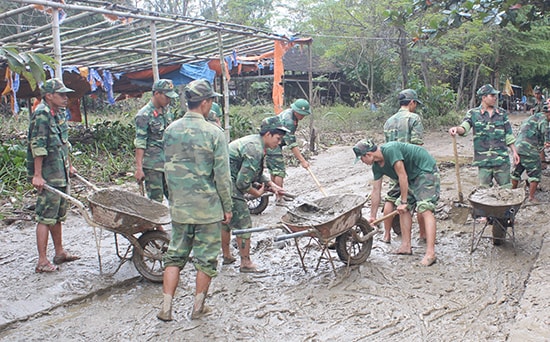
[35,185,68,225]
[221,198,252,239]
[478,163,511,188]
[266,146,286,178]
[511,154,542,183]
[144,168,168,203]
[386,165,440,213]
[163,221,221,278]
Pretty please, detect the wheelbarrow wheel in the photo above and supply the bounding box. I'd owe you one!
[391,215,401,235]
[492,218,508,246]
[248,195,269,215]
[132,230,170,283]
[335,217,373,265]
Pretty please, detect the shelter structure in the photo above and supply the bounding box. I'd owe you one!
[0,0,313,130]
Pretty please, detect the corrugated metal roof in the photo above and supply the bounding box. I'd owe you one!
[1,0,299,73]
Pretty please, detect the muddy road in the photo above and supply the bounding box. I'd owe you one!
[1,115,549,341]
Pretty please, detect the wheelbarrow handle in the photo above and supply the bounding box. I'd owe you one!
[232,224,284,235]
[274,228,316,242]
[43,184,97,227]
[73,173,101,192]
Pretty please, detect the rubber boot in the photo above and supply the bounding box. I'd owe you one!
[157,293,173,321]
[191,292,207,320]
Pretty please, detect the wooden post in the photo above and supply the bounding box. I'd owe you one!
[150,21,159,82]
[217,30,230,141]
[308,41,315,152]
[52,8,62,78]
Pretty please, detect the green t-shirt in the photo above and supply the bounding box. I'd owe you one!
[372,142,436,182]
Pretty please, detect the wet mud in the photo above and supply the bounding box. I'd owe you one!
[0,114,549,341]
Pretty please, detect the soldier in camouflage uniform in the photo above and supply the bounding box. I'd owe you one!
[353,139,440,266]
[266,98,311,205]
[157,79,232,321]
[221,116,288,273]
[27,78,80,273]
[382,89,425,243]
[530,86,545,114]
[134,79,178,205]
[206,102,223,129]
[449,84,520,188]
[511,104,550,202]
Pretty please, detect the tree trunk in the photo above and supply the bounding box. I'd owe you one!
[456,62,466,110]
[397,27,409,88]
[470,61,483,108]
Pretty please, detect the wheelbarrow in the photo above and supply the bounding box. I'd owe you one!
[233,194,398,275]
[468,187,524,253]
[44,174,171,282]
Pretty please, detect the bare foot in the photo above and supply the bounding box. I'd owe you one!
[391,248,412,255]
[421,255,437,266]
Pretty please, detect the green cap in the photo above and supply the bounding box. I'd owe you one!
[40,78,74,95]
[476,84,499,97]
[152,79,179,99]
[210,102,222,118]
[534,86,542,94]
[398,89,423,105]
[260,116,290,134]
[184,79,222,102]
[290,99,311,115]
[352,139,377,164]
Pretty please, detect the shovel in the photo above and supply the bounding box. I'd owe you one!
[449,135,471,224]
[306,167,328,197]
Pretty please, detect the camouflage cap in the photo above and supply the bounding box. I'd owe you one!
[534,86,542,94]
[260,116,290,134]
[353,139,377,164]
[40,78,74,95]
[398,89,423,105]
[290,99,311,115]
[476,84,499,97]
[184,79,222,102]
[152,79,179,99]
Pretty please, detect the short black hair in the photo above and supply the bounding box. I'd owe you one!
[260,128,287,137]
[187,100,203,110]
[399,99,414,106]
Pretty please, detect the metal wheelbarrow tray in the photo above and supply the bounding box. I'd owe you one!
[468,187,524,252]
[44,175,171,282]
[276,194,374,272]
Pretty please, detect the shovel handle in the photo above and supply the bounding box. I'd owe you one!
[452,135,464,203]
[371,210,399,226]
[306,167,328,197]
[352,210,399,243]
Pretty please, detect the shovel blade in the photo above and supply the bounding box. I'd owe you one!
[450,202,471,224]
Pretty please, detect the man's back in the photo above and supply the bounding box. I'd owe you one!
[384,108,423,145]
[164,111,232,224]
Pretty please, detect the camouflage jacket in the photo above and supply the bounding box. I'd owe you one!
[279,108,299,149]
[26,102,70,187]
[532,99,545,114]
[134,100,173,171]
[164,111,232,224]
[459,106,516,167]
[515,112,548,157]
[383,108,424,145]
[229,134,270,200]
